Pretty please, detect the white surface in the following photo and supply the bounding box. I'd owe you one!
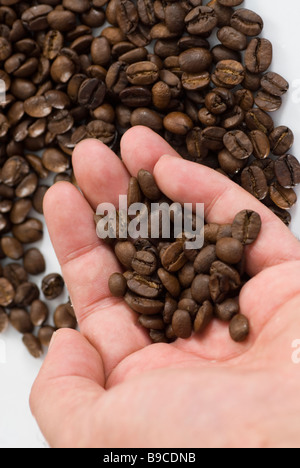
[1,0,300,448]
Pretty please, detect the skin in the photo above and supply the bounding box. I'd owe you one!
[30,127,300,448]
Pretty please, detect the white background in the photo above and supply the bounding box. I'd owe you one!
[1,0,300,448]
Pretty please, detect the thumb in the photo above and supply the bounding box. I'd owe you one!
[30,328,105,448]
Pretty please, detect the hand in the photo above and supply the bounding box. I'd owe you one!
[30,127,300,448]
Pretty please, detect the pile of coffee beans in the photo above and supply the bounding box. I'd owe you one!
[0,0,299,355]
[107,169,262,343]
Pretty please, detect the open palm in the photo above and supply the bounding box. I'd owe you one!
[31,127,300,448]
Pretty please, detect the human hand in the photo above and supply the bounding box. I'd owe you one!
[30,127,300,448]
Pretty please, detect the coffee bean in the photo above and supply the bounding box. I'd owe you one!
[274,155,300,188]
[163,112,193,135]
[177,262,196,289]
[9,308,33,334]
[231,210,262,245]
[127,273,162,299]
[191,274,211,304]
[241,166,268,201]
[29,299,49,327]
[124,291,164,315]
[126,61,159,85]
[245,38,272,74]
[230,8,263,37]
[179,48,212,74]
[138,314,164,330]
[42,273,64,300]
[115,241,137,269]
[194,245,217,274]
[201,126,226,151]
[218,148,247,176]
[269,126,294,156]
[14,282,40,307]
[185,6,218,35]
[54,303,77,329]
[0,278,15,307]
[161,242,187,273]
[38,325,56,347]
[157,268,181,298]
[214,60,245,87]
[216,237,244,264]
[223,130,253,160]
[132,251,157,276]
[131,108,163,131]
[248,130,270,160]
[245,108,274,134]
[177,298,198,319]
[215,298,239,322]
[137,169,162,201]
[172,309,192,339]
[269,183,297,210]
[217,26,247,51]
[255,90,282,113]
[229,314,249,342]
[3,263,27,290]
[194,300,214,333]
[12,218,43,244]
[218,0,243,5]
[1,156,30,187]
[1,236,24,260]
[22,333,43,358]
[23,248,46,275]
[108,272,127,297]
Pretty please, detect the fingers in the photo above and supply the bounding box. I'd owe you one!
[44,182,150,378]
[154,155,300,276]
[121,126,180,175]
[72,138,130,210]
[30,328,105,448]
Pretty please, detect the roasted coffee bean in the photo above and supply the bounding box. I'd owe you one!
[218,148,247,175]
[209,272,230,304]
[124,291,164,315]
[137,169,162,201]
[132,251,157,276]
[138,314,164,330]
[23,248,46,275]
[152,81,171,109]
[29,299,49,327]
[194,300,214,333]
[161,242,187,273]
[269,126,294,156]
[131,108,163,131]
[191,274,211,304]
[223,130,253,160]
[126,61,159,85]
[78,77,106,110]
[205,88,234,115]
[269,183,297,210]
[32,185,49,215]
[230,8,263,37]
[185,6,218,35]
[274,155,300,188]
[241,166,268,201]
[186,127,209,160]
[177,298,198,319]
[22,333,43,358]
[214,60,245,87]
[109,272,127,297]
[201,126,226,151]
[115,241,137,269]
[218,0,243,6]
[14,282,39,307]
[194,245,217,274]
[245,38,272,74]
[261,72,289,97]
[42,273,64,300]
[172,309,192,339]
[0,278,15,307]
[255,90,282,113]
[120,86,152,107]
[179,48,212,73]
[245,108,274,134]
[12,218,43,244]
[157,268,181,298]
[210,261,241,292]
[9,308,33,334]
[54,303,77,329]
[1,236,23,260]
[163,112,193,136]
[127,273,162,299]
[15,172,38,199]
[232,210,262,245]
[216,237,244,264]
[229,313,249,342]
[215,298,239,322]
[249,130,270,160]
[217,26,247,51]
[1,156,29,187]
[38,325,56,347]
[177,262,196,289]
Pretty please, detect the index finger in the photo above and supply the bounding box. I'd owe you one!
[154,155,300,276]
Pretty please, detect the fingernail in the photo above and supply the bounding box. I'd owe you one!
[48,331,57,350]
